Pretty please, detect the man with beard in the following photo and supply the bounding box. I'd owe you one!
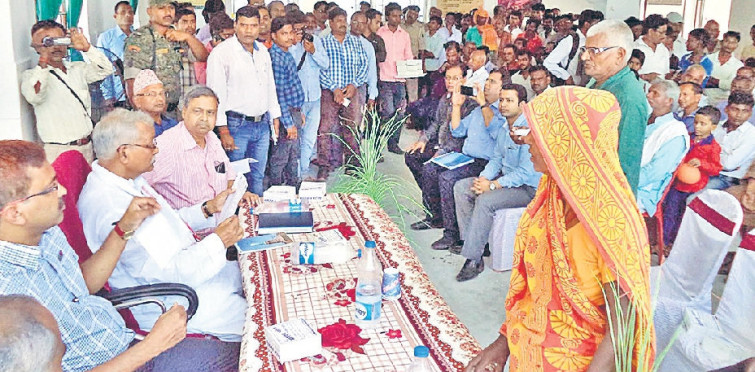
[124,0,208,115]
[21,20,113,163]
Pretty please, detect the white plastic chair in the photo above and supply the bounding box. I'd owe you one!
[488,208,526,272]
[651,190,744,371]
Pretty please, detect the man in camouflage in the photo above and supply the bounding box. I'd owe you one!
[124,0,208,114]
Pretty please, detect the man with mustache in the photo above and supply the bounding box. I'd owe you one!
[21,20,113,164]
[124,0,208,116]
[132,69,178,137]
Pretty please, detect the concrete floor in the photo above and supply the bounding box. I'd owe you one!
[311,127,733,351]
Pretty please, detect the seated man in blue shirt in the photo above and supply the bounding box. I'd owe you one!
[417,69,507,251]
[638,80,690,215]
[453,84,542,281]
[132,69,178,137]
[0,140,188,372]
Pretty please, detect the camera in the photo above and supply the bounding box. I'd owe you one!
[41,36,71,47]
[303,33,314,42]
[460,86,475,96]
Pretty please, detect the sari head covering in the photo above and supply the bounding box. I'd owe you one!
[502,87,655,371]
[474,9,498,51]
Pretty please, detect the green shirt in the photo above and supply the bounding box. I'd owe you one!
[587,66,649,196]
[124,24,186,105]
[465,27,483,47]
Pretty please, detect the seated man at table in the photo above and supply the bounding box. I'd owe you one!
[143,86,259,211]
[710,91,755,189]
[78,109,247,343]
[131,69,178,137]
[453,84,541,281]
[638,80,690,215]
[405,65,469,229]
[0,140,195,371]
[427,70,507,251]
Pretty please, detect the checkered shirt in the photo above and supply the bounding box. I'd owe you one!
[179,50,196,98]
[270,44,305,129]
[0,227,134,372]
[319,33,369,91]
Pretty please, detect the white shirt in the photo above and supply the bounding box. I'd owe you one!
[543,30,585,83]
[712,121,755,179]
[705,52,745,106]
[505,25,523,39]
[673,37,687,58]
[635,37,671,76]
[206,36,281,127]
[78,162,246,341]
[437,26,462,44]
[511,72,535,101]
[20,48,113,143]
[465,66,489,89]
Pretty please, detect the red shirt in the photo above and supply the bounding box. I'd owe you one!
[517,33,544,54]
[673,135,722,193]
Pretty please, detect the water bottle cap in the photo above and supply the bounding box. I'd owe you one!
[364,240,376,249]
[413,345,429,358]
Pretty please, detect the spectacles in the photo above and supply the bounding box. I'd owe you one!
[0,181,60,211]
[579,46,619,57]
[121,138,158,150]
[135,91,168,98]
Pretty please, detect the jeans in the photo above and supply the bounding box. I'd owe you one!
[318,86,366,173]
[135,338,240,372]
[662,187,691,246]
[453,177,536,261]
[226,114,270,195]
[378,81,407,148]
[706,175,739,190]
[267,108,303,187]
[299,99,321,177]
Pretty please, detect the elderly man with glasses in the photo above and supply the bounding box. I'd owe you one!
[78,109,247,354]
[132,69,178,137]
[583,20,650,195]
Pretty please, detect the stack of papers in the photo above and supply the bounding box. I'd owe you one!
[263,185,296,202]
[265,318,322,363]
[396,59,425,78]
[427,152,475,170]
[299,181,327,200]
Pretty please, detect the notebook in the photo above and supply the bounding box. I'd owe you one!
[427,152,475,170]
[257,211,314,234]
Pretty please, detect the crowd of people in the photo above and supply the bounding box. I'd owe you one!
[1,0,755,371]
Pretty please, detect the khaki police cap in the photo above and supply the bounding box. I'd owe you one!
[149,0,175,7]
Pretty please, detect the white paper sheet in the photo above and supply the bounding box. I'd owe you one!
[218,173,248,222]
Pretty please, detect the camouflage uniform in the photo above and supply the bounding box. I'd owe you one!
[124,24,188,107]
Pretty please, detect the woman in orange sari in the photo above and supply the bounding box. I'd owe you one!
[465,87,655,372]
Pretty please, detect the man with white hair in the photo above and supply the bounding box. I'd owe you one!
[78,109,247,351]
[638,80,690,214]
[131,69,178,136]
[0,295,65,372]
[583,20,650,195]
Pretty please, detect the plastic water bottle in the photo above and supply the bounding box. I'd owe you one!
[354,241,383,328]
[406,346,432,371]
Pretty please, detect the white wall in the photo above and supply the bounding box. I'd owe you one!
[728,0,754,35]
[0,0,39,141]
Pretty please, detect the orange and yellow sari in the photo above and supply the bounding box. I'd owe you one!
[502,87,655,371]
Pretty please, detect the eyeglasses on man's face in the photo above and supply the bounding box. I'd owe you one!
[120,138,158,151]
[0,180,60,211]
[580,46,619,58]
[135,91,168,98]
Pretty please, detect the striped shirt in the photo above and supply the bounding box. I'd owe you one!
[319,33,369,91]
[270,44,305,129]
[0,227,134,372]
[143,122,235,210]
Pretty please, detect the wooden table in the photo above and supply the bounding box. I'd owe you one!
[238,194,481,371]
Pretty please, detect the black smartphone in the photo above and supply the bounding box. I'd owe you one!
[460,86,475,96]
[303,33,314,42]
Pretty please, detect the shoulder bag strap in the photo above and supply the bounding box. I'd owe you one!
[49,70,94,124]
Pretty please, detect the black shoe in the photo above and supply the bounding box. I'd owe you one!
[387,144,404,155]
[456,259,484,282]
[449,242,463,255]
[482,243,491,257]
[431,235,458,250]
[410,218,442,230]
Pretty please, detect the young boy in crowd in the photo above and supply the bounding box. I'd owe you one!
[662,106,723,247]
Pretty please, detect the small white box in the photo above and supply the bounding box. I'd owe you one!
[263,185,297,202]
[299,181,327,200]
[396,59,425,78]
[264,318,322,363]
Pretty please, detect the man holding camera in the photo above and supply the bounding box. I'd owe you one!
[21,20,113,163]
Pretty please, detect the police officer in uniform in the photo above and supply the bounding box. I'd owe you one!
[124,0,208,115]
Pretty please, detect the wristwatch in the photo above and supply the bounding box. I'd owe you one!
[113,222,134,241]
[489,182,498,191]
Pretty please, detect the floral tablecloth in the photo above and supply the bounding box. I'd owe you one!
[238,194,481,371]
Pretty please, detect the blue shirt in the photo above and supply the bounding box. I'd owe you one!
[479,114,542,188]
[96,26,131,101]
[679,53,714,87]
[320,33,369,91]
[357,34,379,100]
[289,36,329,102]
[674,107,698,134]
[270,44,305,129]
[638,114,690,215]
[450,102,504,160]
[716,99,755,123]
[0,227,134,372]
[154,114,179,137]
